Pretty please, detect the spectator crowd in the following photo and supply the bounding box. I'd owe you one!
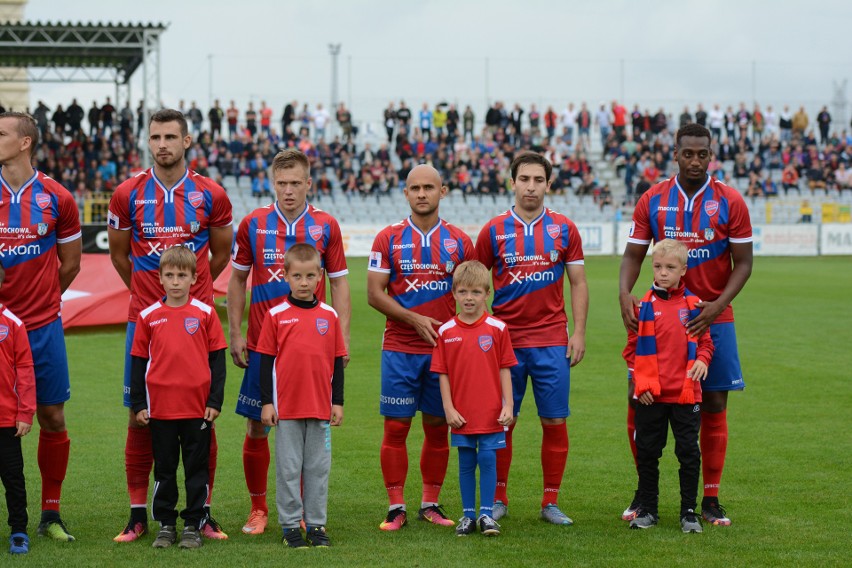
[2,96,851,218]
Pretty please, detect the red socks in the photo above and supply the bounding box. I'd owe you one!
[380,419,411,505]
[541,422,569,508]
[206,426,218,506]
[701,410,728,498]
[38,430,70,512]
[242,435,270,513]
[420,421,449,504]
[495,422,515,504]
[125,426,153,507]
[627,404,638,468]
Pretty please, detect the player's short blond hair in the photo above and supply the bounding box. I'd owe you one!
[652,238,688,266]
[158,245,197,275]
[452,260,490,293]
[272,148,310,177]
[283,243,321,271]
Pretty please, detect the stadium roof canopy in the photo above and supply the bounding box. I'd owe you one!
[0,21,167,83]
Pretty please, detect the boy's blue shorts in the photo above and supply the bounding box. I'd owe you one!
[234,350,264,420]
[29,318,70,405]
[451,431,506,451]
[379,351,444,418]
[703,322,745,392]
[511,346,571,419]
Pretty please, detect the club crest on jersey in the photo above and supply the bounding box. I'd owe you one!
[316,318,329,335]
[550,249,560,263]
[36,194,51,210]
[443,239,458,254]
[478,335,493,352]
[704,227,715,241]
[704,200,719,217]
[546,224,561,239]
[188,192,203,208]
[0,325,8,342]
[445,260,455,273]
[184,318,200,335]
[37,222,49,236]
[679,309,690,326]
[190,221,200,234]
[308,225,323,241]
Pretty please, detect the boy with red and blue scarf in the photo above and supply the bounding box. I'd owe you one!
[622,239,713,533]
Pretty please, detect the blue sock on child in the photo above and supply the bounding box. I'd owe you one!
[478,448,496,518]
[458,447,477,520]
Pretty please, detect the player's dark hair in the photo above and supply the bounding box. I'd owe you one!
[676,123,711,146]
[510,151,552,182]
[283,242,321,271]
[149,108,189,137]
[0,111,39,157]
[158,245,197,275]
[452,260,490,293]
[272,148,310,177]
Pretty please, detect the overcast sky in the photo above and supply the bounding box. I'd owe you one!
[19,0,852,125]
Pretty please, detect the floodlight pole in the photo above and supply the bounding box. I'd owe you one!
[329,43,341,136]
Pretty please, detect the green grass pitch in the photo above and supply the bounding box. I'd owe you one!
[11,255,852,567]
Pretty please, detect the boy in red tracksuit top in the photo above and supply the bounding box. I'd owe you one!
[622,239,714,533]
[0,267,36,555]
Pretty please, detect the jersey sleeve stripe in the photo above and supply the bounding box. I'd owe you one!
[327,269,349,278]
[189,298,213,314]
[566,260,585,265]
[728,237,753,243]
[269,301,291,316]
[627,237,652,245]
[1,308,22,326]
[367,266,391,274]
[56,231,82,244]
[231,261,252,271]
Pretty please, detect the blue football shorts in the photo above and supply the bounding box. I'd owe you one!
[451,431,507,451]
[234,350,264,421]
[511,346,571,419]
[29,318,71,405]
[379,351,444,418]
[702,322,745,392]
[122,321,135,407]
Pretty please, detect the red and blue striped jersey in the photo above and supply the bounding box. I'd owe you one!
[368,217,475,354]
[0,170,82,330]
[627,175,752,323]
[108,168,233,322]
[231,202,348,351]
[476,207,584,348]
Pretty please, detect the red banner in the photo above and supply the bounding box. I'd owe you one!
[61,254,232,329]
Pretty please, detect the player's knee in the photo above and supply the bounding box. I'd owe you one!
[246,418,269,438]
[540,417,566,426]
[37,404,66,432]
[701,391,728,414]
[421,413,447,427]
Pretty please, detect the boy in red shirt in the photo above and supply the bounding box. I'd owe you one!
[259,244,346,548]
[431,261,515,537]
[130,246,227,549]
[0,266,36,554]
[622,239,713,533]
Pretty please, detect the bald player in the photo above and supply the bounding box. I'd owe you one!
[367,165,475,531]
